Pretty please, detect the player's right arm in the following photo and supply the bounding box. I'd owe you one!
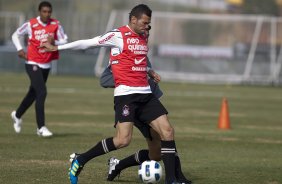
[11,22,30,60]
[42,30,122,52]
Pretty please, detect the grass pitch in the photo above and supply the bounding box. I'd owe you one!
[0,72,281,184]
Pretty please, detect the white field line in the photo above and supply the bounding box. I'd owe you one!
[165,90,282,100]
[2,87,282,101]
[0,87,110,95]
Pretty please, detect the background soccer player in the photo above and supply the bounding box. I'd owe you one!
[11,1,68,137]
[42,4,191,184]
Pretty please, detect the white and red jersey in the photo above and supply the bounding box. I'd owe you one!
[110,26,148,87]
[58,25,151,96]
[12,16,67,68]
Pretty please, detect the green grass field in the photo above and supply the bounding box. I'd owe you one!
[0,72,281,184]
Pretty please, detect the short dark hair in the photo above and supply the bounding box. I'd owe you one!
[38,1,52,11]
[129,4,152,21]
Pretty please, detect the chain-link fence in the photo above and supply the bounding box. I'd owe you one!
[1,0,282,84]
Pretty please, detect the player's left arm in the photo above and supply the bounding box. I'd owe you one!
[146,57,163,98]
[146,57,161,83]
[148,69,161,83]
[55,24,68,45]
[100,65,115,88]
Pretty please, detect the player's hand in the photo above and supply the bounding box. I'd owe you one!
[148,69,161,83]
[40,42,58,52]
[17,50,27,60]
[47,35,55,45]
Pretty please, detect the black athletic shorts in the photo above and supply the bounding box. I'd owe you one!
[134,119,153,140]
[114,93,168,130]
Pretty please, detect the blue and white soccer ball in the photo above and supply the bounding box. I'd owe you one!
[138,160,162,183]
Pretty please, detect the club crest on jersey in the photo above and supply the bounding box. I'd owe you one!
[111,48,120,56]
[33,65,38,71]
[32,23,39,28]
[125,32,131,36]
[111,60,119,65]
[122,105,130,116]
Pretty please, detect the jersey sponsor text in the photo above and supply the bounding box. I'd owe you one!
[99,33,115,44]
[132,66,147,71]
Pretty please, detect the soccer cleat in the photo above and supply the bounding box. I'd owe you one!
[165,181,186,184]
[176,168,192,184]
[107,157,121,181]
[177,181,192,184]
[69,158,83,184]
[69,153,81,163]
[173,180,192,184]
[11,111,22,133]
[37,126,53,137]
[177,178,192,184]
[166,179,193,184]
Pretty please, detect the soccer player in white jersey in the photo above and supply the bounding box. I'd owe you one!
[42,4,191,184]
[11,1,68,137]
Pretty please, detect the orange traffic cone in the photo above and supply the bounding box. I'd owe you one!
[218,97,231,130]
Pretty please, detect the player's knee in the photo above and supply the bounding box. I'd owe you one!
[115,136,131,148]
[118,139,131,148]
[37,88,47,99]
[162,126,174,140]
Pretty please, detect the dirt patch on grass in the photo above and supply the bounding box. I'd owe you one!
[50,121,113,128]
[266,181,280,184]
[11,159,66,166]
[45,110,103,115]
[239,125,282,131]
[255,138,282,144]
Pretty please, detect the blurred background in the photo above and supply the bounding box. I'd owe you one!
[1,0,282,85]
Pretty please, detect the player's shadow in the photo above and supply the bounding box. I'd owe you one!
[113,179,142,183]
[50,132,104,138]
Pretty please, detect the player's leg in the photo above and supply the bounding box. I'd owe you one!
[135,94,177,183]
[150,115,192,184]
[69,93,137,183]
[149,114,177,184]
[69,121,134,184]
[18,65,49,128]
[34,67,53,136]
[11,64,49,134]
[76,122,133,165]
[107,126,161,181]
[11,84,34,133]
[175,151,191,183]
[148,128,190,183]
[24,65,53,136]
[107,149,150,181]
[29,66,49,129]
[15,85,35,118]
[16,65,39,116]
[147,128,161,160]
[11,64,36,133]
